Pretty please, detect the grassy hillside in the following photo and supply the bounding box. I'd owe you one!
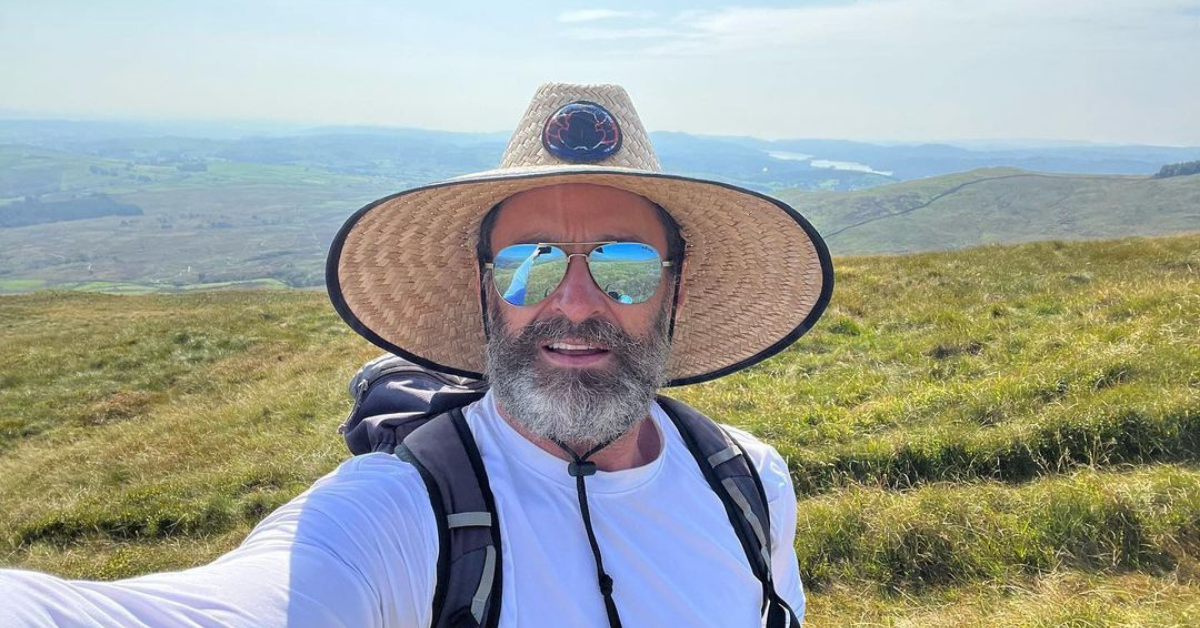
[778,168,1200,256]
[1,233,1198,626]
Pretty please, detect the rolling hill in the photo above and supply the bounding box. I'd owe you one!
[1,233,1197,626]
[778,168,1200,255]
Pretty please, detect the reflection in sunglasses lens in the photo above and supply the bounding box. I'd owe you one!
[491,242,663,307]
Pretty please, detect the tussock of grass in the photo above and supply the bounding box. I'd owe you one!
[795,465,1200,591]
[16,487,239,546]
[786,397,1199,493]
[15,527,256,581]
[807,572,1200,627]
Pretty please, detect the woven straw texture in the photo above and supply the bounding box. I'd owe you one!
[330,83,829,384]
[499,83,660,171]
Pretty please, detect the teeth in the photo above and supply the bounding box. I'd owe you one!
[548,342,602,351]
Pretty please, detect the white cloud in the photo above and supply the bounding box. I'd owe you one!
[642,0,1199,55]
[557,9,653,24]
[611,0,1200,143]
[565,27,687,41]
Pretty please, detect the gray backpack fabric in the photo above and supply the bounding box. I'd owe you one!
[340,354,798,628]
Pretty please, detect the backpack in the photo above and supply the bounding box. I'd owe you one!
[339,354,798,628]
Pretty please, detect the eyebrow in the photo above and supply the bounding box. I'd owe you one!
[510,233,647,244]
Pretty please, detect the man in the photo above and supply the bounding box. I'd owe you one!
[2,83,832,627]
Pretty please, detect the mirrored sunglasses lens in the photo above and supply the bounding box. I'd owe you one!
[589,242,663,304]
[491,244,567,306]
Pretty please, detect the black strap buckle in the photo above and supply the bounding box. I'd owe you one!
[568,460,598,477]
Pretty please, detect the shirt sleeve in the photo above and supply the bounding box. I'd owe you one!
[0,453,439,628]
[723,427,806,624]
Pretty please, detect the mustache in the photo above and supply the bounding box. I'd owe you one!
[483,301,673,446]
[515,315,640,352]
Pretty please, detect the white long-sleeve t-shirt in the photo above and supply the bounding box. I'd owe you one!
[2,392,805,627]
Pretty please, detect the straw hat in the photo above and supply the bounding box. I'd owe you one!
[327,82,833,386]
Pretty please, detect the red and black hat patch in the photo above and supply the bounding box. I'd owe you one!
[542,101,622,163]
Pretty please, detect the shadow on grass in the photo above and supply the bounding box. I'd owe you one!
[790,407,1200,495]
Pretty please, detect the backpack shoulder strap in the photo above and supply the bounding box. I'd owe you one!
[656,395,800,628]
[395,408,502,628]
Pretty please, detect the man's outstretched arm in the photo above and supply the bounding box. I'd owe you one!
[0,454,438,628]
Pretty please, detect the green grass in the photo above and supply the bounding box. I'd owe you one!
[0,278,46,293]
[0,144,384,198]
[1,233,1197,625]
[794,465,1200,591]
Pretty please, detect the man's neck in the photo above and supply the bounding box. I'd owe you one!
[494,401,663,472]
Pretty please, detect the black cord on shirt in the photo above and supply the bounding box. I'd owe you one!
[552,439,624,628]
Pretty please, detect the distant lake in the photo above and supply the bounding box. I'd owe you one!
[810,159,894,177]
[767,150,893,177]
[767,150,814,161]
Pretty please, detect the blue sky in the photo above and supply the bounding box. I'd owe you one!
[2,0,1198,144]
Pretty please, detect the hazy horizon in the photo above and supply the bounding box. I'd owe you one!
[2,0,1199,145]
[3,113,1199,150]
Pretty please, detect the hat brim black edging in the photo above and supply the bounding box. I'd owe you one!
[325,170,835,388]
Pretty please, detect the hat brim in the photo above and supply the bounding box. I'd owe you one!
[327,165,833,387]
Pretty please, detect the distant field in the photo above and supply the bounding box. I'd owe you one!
[0,278,293,295]
[1,233,1196,626]
[0,145,396,291]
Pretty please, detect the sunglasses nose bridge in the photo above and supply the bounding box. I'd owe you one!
[562,252,604,292]
[542,253,610,317]
[568,251,616,295]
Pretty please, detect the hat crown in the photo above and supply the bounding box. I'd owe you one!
[498,82,661,171]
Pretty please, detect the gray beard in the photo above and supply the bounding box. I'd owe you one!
[483,298,673,448]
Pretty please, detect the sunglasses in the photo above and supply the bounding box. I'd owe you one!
[484,241,673,307]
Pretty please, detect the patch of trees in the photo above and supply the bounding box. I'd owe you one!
[0,168,62,197]
[0,194,144,229]
[1155,160,1200,178]
[88,165,121,177]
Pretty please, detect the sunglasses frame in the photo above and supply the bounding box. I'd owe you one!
[483,241,673,307]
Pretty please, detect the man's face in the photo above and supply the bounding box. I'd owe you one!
[482,183,677,447]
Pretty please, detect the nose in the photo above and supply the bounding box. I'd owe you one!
[543,256,608,323]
